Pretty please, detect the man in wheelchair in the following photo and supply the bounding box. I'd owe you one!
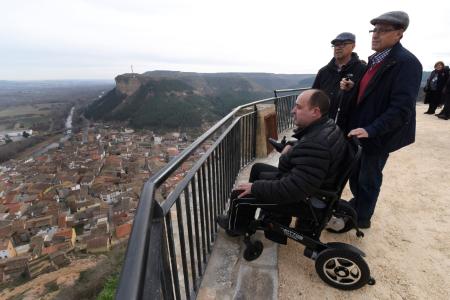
[217,88,351,238]
[217,89,375,290]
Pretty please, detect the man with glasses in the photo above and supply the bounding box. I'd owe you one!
[312,32,365,132]
[340,11,422,229]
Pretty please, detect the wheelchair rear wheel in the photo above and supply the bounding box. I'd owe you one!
[243,240,263,261]
[315,248,371,290]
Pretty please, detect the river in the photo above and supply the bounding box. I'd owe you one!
[33,106,74,157]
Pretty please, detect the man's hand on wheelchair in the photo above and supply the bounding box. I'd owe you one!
[236,183,253,198]
[348,128,369,138]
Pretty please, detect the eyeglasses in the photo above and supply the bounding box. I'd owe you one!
[369,28,398,34]
[331,42,353,48]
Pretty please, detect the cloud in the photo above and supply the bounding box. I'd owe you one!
[1,0,450,79]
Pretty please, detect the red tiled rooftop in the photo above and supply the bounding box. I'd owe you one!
[4,203,21,214]
[54,228,73,239]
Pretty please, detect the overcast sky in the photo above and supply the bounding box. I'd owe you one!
[2,0,450,80]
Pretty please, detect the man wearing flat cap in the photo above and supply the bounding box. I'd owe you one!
[340,11,422,229]
[312,32,365,132]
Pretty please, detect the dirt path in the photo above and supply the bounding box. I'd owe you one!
[0,258,97,300]
[278,103,450,299]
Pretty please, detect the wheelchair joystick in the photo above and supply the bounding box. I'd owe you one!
[268,136,287,153]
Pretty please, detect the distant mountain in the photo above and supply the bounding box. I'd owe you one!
[84,71,315,129]
[0,80,114,105]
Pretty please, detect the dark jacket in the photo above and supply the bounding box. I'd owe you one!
[312,52,366,132]
[424,69,448,93]
[348,42,422,154]
[424,68,448,105]
[251,117,349,204]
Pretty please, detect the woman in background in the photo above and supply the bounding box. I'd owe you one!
[424,61,448,114]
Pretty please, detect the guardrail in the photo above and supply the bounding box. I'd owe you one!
[116,88,307,299]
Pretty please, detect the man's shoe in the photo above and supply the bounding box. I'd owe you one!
[437,114,449,120]
[424,111,434,114]
[216,214,241,237]
[357,220,371,229]
[217,214,229,230]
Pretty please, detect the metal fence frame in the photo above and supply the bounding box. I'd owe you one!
[116,88,307,300]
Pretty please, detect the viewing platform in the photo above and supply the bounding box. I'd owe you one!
[116,88,450,299]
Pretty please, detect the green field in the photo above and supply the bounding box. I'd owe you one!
[0,103,54,117]
[0,103,68,131]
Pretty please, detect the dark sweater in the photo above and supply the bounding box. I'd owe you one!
[312,52,366,132]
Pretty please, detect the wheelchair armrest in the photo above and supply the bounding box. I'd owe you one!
[306,189,339,212]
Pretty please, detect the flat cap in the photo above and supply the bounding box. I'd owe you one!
[370,11,409,30]
[331,32,356,45]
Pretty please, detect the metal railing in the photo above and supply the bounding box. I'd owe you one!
[116,88,306,300]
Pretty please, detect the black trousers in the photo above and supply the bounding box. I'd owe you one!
[248,162,280,182]
[227,163,310,233]
[349,151,389,223]
[425,91,443,113]
[437,94,450,117]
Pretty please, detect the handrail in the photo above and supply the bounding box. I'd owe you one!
[161,117,241,214]
[116,87,308,299]
[146,96,276,189]
[274,87,308,98]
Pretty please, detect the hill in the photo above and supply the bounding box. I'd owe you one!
[84,70,432,129]
[84,71,315,129]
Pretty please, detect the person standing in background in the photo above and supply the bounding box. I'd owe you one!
[424,61,448,114]
[312,32,366,132]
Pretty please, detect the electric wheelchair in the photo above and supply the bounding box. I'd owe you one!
[232,137,375,290]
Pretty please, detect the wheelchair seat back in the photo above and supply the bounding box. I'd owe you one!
[302,137,362,234]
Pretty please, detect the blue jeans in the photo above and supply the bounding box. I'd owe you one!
[349,151,389,223]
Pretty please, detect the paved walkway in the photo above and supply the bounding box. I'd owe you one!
[278,104,450,299]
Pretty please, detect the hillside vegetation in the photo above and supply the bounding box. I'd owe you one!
[84,71,315,129]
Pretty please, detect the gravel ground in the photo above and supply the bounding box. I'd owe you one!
[278,103,450,299]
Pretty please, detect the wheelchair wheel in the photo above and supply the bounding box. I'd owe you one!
[243,240,264,261]
[327,200,357,234]
[315,248,370,290]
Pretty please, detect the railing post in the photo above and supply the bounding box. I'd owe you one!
[252,104,257,159]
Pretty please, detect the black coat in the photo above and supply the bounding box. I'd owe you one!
[348,42,423,154]
[424,69,448,93]
[424,68,448,105]
[251,118,349,204]
[312,52,366,132]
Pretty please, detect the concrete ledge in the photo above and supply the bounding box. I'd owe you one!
[197,230,278,300]
[233,232,278,300]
